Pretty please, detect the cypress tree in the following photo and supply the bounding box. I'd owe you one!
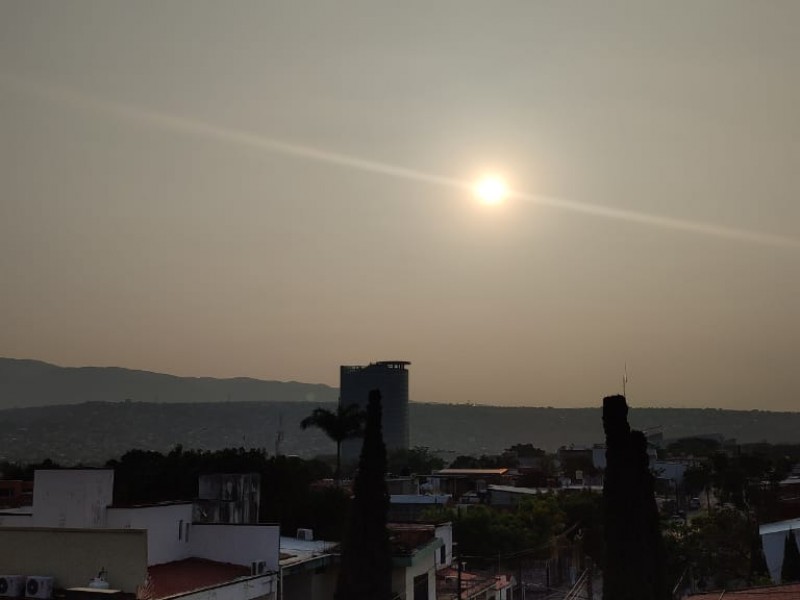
[782,529,800,583]
[334,389,393,600]
[603,395,668,600]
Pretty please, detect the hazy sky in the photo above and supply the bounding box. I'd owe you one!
[2,1,799,409]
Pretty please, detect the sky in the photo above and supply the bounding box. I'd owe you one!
[1,1,799,410]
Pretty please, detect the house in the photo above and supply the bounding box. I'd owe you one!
[389,494,452,522]
[389,523,446,600]
[0,469,280,600]
[487,484,550,508]
[436,567,515,600]
[279,534,340,600]
[759,517,800,583]
[430,469,511,501]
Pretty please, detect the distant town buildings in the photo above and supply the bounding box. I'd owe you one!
[340,361,410,461]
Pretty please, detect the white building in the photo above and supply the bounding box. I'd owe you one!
[0,469,280,600]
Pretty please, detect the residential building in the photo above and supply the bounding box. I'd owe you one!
[0,469,280,600]
[430,468,511,501]
[759,517,800,583]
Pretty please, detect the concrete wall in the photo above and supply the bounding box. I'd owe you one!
[392,542,439,600]
[32,470,114,528]
[175,574,276,600]
[282,568,337,600]
[0,527,146,592]
[434,523,453,569]
[0,512,33,527]
[107,503,194,565]
[191,524,280,570]
[196,474,260,524]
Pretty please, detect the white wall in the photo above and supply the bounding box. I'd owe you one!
[191,524,280,571]
[434,523,453,569]
[392,556,436,600]
[762,528,800,583]
[175,574,276,600]
[107,503,194,566]
[33,470,114,528]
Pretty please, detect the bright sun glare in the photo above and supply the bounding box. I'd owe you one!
[474,176,508,205]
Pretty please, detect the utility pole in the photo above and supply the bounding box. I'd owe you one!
[456,544,462,600]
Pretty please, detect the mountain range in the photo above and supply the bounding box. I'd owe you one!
[1,357,799,466]
[0,358,337,408]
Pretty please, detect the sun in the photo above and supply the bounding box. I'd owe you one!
[473,176,508,205]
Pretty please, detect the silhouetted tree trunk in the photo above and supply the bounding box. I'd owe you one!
[782,530,800,583]
[334,389,392,600]
[603,395,668,600]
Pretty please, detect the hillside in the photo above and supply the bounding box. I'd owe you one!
[0,400,798,466]
[0,358,337,408]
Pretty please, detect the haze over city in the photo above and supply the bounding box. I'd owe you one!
[2,1,799,410]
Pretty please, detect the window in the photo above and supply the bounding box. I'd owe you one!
[178,520,183,540]
[440,545,446,565]
[413,573,428,600]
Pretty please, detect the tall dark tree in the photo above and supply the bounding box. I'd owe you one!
[335,390,392,600]
[603,395,668,600]
[782,530,800,583]
[300,403,364,480]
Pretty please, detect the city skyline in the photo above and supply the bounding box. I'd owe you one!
[2,2,800,410]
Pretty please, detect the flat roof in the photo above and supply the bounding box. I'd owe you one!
[489,485,549,495]
[279,536,339,571]
[280,536,338,553]
[147,558,253,600]
[391,494,451,504]
[760,517,800,536]
[434,469,509,476]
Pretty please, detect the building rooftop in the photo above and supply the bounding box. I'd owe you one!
[279,536,339,570]
[760,517,800,536]
[390,494,451,504]
[145,558,251,599]
[434,469,509,476]
[436,567,498,600]
[489,485,550,495]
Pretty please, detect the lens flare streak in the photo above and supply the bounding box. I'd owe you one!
[3,73,799,251]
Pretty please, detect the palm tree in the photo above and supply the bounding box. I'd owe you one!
[300,403,365,480]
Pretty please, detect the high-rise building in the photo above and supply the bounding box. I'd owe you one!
[340,361,410,462]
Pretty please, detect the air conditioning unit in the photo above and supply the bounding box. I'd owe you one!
[24,577,53,600]
[296,528,314,541]
[250,561,268,576]
[0,576,26,598]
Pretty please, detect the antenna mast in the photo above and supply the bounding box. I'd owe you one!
[623,363,628,398]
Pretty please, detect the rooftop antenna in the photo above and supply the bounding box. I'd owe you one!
[623,363,629,398]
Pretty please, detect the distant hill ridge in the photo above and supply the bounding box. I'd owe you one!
[0,357,338,408]
[2,358,800,465]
